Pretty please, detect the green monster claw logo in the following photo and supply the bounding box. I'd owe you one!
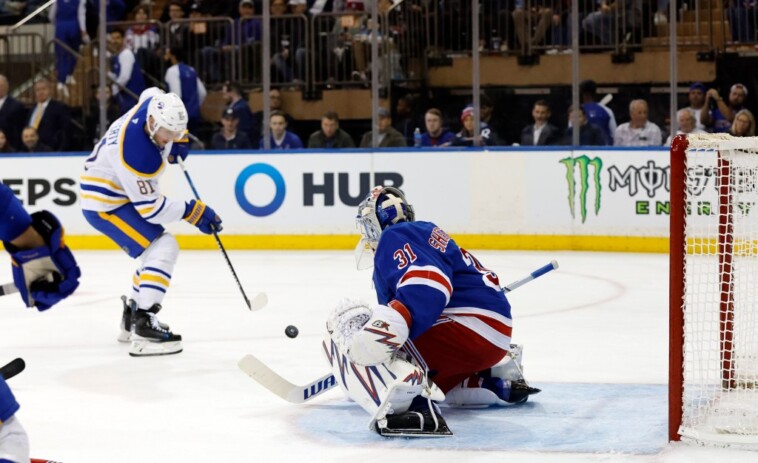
[560,155,603,223]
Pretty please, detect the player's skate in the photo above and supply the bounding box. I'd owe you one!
[129,306,182,357]
[375,396,453,437]
[118,295,169,343]
[487,344,541,404]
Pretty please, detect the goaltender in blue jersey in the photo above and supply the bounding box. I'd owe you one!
[80,87,222,357]
[325,186,540,437]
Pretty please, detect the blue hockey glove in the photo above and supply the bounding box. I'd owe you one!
[184,200,223,234]
[5,211,81,311]
[168,131,190,164]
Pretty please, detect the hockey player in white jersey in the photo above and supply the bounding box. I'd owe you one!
[325,186,540,436]
[80,87,222,357]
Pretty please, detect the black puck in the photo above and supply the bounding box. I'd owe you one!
[285,325,299,338]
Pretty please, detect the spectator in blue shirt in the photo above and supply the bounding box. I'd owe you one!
[261,110,303,149]
[420,108,455,147]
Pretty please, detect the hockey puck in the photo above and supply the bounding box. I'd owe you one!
[285,325,299,338]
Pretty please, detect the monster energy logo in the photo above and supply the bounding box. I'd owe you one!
[560,155,603,223]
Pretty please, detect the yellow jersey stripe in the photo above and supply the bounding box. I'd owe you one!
[80,175,125,191]
[97,212,151,248]
[81,194,129,205]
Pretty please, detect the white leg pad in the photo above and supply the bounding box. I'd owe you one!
[444,384,508,408]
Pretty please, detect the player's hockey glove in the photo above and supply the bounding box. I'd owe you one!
[168,131,190,164]
[184,200,223,234]
[4,211,81,311]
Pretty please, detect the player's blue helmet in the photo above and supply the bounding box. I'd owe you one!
[356,185,415,249]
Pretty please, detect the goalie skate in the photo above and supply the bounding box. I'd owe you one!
[129,309,182,357]
[375,399,453,438]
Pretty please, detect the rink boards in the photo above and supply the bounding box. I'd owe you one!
[0,147,672,252]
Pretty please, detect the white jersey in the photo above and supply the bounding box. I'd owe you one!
[80,88,186,224]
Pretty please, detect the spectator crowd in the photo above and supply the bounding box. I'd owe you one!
[0,0,756,152]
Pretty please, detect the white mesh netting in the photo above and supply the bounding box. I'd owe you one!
[680,135,758,446]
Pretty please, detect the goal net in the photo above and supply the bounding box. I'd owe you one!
[670,133,758,446]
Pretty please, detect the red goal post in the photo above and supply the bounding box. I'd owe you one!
[670,133,758,446]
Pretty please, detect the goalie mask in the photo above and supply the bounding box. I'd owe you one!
[355,186,415,269]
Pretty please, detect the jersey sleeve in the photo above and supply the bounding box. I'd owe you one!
[0,183,32,243]
[113,160,185,224]
[0,376,20,423]
[373,224,455,339]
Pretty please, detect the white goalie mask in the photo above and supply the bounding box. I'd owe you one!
[355,185,415,269]
[146,92,188,143]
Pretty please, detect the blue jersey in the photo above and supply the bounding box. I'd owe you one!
[582,102,613,144]
[260,131,303,150]
[372,221,512,345]
[0,182,31,243]
[420,130,456,147]
[0,377,19,423]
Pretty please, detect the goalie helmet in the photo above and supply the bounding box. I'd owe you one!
[356,186,415,250]
[147,92,188,141]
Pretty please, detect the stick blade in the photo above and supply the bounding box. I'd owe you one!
[248,292,268,311]
[238,354,303,403]
[0,358,26,380]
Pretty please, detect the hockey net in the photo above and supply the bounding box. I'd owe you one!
[670,133,758,446]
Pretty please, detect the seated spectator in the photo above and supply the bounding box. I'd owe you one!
[520,99,561,146]
[261,110,303,149]
[420,108,455,147]
[665,109,705,146]
[271,0,309,84]
[20,126,52,153]
[165,1,189,49]
[203,0,261,84]
[729,109,756,137]
[308,111,355,148]
[479,94,505,145]
[393,94,420,146]
[85,84,121,146]
[580,79,616,143]
[512,0,553,52]
[582,0,642,46]
[0,129,14,153]
[160,0,192,23]
[27,78,71,151]
[562,106,607,146]
[454,105,496,146]
[613,99,662,147]
[684,83,707,132]
[254,89,295,143]
[223,82,258,146]
[0,74,27,151]
[360,108,407,148]
[211,108,253,149]
[702,84,747,133]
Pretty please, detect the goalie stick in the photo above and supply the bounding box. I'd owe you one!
[0,358,25,380]
[238,261,559,404]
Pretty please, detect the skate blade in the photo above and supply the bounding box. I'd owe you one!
[376,427,454,438]
[129,339,183,357]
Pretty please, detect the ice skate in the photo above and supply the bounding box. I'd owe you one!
[129,307,182,357]
[118,296,169,343]
[375,397,453,437]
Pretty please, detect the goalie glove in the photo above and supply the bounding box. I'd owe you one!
[4,211,81,311]
[327,298,410,366]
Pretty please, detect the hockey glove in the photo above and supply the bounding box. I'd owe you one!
[5,211,81,311]
[184,200,223,234]
[168,131,190,164]
[327,299,409,366]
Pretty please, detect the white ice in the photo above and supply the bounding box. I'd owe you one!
[0,249,755,462]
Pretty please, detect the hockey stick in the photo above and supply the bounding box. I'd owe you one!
[501,260,559,293]
[239,261,560,404]
[0,282,19,296]
[0,358,26,380]
[176,157,267,311]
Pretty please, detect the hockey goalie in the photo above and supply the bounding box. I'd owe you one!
[324,186,540,437]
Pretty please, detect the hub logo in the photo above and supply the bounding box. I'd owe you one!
[235,163,286,217]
